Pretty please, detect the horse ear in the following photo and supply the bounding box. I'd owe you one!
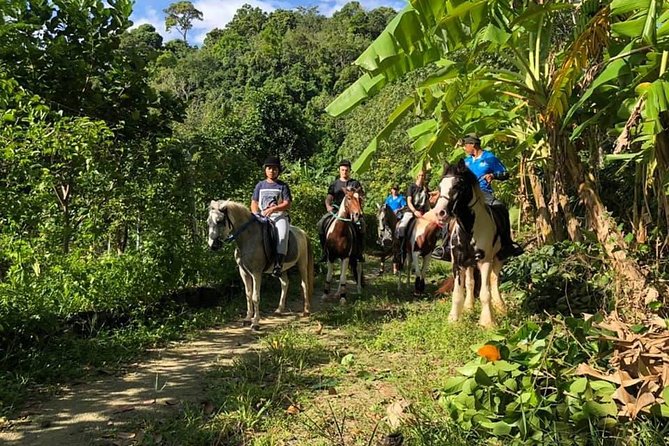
[376,203,381,210]
[210,200,218,210]
[457,158,467,172]
[441,162,451,177]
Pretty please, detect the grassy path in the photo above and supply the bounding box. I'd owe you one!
[0,260,493,445]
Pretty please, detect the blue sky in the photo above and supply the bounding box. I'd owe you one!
[130,0,406,45]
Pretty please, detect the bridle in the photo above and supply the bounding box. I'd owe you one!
[210,208,256,243]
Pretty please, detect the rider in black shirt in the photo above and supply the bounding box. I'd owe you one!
[317,159,366,262]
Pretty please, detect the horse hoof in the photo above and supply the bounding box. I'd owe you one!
[274,309,284,316]
[251,324,261,331]
[339,298,347,305]
[301,310,311,317]
[242,320,252,327]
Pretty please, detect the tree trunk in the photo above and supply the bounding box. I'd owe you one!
[562,141,660,305]
[527,163,555,244]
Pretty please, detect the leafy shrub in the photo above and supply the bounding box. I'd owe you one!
[439,317,608,444]
[438,316,669,445]
[502,241,613,315]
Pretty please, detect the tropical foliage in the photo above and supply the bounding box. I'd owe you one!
[329,0,669,304]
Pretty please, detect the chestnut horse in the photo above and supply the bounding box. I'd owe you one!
[396,211,443,295]
[322,188,364,304]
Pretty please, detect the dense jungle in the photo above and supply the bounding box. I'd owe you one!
[1,0,669,444]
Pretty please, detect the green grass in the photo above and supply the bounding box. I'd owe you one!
[131,259,502,445]
[0,301,239,416]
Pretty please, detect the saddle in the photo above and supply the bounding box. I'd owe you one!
[255,215,297,272]
[255,215,278,269]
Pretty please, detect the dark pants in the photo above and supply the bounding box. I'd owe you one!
[482,192,513,248]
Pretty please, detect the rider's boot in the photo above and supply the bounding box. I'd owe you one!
[272,254,285,278]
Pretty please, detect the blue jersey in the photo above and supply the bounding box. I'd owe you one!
[384,194,407,213]
[464,150,507,194]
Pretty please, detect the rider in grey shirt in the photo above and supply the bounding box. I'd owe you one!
[251,156,292,277]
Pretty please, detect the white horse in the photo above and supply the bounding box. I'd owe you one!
[208,200,313,330]
[432,160,506,327]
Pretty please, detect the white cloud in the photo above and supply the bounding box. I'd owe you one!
[316,0,406,17]
[190,0,277,45]
[131,0,406,46]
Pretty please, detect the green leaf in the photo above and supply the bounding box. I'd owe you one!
[570,377,588,393]
[611,0,652,16]
[475,367,495,386]
[480,420,513,436]
[583,400,617,417]
[611,17,646,39]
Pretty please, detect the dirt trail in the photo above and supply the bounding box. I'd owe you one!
[0,311,308,445]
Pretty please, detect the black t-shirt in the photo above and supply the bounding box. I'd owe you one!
[407,183,430,213]
[328,178,363,206]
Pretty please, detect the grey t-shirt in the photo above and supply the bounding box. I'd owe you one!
[252,180,292,216]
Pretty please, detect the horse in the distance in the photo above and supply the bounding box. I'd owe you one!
[208,200,313,330]
[322,188,364,303]
[396,209,443,296]
[376,203,401,275]
[433,160,506,327]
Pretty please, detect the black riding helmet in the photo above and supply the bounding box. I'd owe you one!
[263,155,282,172]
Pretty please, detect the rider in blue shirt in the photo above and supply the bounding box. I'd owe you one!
[433,134,523,261]
[462,134,522,260]
[384,186,407,215]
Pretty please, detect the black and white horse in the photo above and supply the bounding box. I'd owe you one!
[376,203,400,275]
[433,160,506,327]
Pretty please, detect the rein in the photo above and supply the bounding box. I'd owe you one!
[224,213,258,243]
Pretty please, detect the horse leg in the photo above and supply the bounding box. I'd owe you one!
[448,270,466,322]
[322,261,334,300]
[355,260,362,295]
[419,255,431,293]
[411,251,421,295]
[275,272,289,315]
[464,267,476,311]
[478,262,494,328]
[239,265,253,326]
[336,258,349,305]
[490,258,506,315]
[250,273,262,331]
[298,250,312,316]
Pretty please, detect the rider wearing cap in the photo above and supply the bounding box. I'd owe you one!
[445,134,523,260]
[317,159,366,262]
[251,155,292,277]
[384,185,407,215]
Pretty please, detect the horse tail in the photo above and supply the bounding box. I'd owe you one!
[307,236,315,301]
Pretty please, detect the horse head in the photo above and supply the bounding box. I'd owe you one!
[342,187,363,223]
[435,159,477,220]
[376,203,394,248]
[207,200,232,251]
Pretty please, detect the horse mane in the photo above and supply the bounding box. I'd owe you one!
[441,159,478,186]
[213,200,253,221]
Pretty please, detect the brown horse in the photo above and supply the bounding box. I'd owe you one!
[396,211,443,295]
[322,188,364,304]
